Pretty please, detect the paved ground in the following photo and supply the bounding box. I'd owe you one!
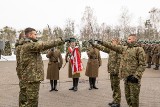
[0,59,160,107]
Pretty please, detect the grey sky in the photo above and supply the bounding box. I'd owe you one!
[0,0,160,31]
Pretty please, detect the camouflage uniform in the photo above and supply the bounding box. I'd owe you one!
[20,38,64,107]
[93,44,121,105]
[145,44,153,68]
[15,38,27,107]
[2,41,12,56]
[152,44,160,70]
[99,41,146,107]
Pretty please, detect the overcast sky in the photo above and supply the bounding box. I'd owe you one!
[0,0,160,32]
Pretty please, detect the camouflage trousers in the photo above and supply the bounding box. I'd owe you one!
[124,80,141,107]
[154,56,159,65]
[146,54,152,64]
[110,74,121,104]
[19,81,40,107]
[19,80,27,107]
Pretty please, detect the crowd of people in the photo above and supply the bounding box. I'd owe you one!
[15,27,159,107]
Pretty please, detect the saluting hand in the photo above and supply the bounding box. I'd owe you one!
[95,40,103,44]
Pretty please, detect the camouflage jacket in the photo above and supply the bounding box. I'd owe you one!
[15,38,25,79]
[101,42,146,80]
[146,45,153,55]
[20,38,64,82]
[152,45,160,55]
[93,44,121,74]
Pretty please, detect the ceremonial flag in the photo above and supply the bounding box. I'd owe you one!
[68,46,83,74]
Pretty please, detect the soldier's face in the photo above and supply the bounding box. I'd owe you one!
[127,36,136,44]
[29,31,37,39]
[70,42,76,48]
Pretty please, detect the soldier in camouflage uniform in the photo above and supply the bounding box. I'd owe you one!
[19,27,65,107]
[89,38,121,107]
[96,34,146,107]
[145,43,153,68]
[15,32,27,107]
[85,43,101,90]
[2,41,12,56]
[152,43,160,70]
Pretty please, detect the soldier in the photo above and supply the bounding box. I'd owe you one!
[89,38,121,107]
[85,43,101,90]
[65,37,83,91]
[15,32,27,107]
[19,27,65,107]
[152,43,160,70]
[146,43,152,68]
[96,34,146,107]
[46,47,63,91]
[2,41,12,56]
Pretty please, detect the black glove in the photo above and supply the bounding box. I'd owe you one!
[95,40,103,44]
[66,59,68,63]
[88,39,94,45]
[127,75,138,83]
[110,72,118,76]
[65,38,70,42]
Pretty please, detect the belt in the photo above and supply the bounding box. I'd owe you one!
[50,61,58,63]
[90,58,97,59]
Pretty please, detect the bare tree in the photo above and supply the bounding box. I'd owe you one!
[99,23,112,41]
[119,7,132,39]
[149,7,160,40]
[136,17,145,39]
[41,27,50,41]
[80,6,98,41]
[64,19,75,39]
[53,27,64,38]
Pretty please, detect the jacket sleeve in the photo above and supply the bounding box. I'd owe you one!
[58,50,63,68]
[101,41,123,54]
[86,47,91,57]
[92,44,110,53]
[98,50,102,66]
[134,47,146,79]
[26,38,65,52]
[65,51,69,62]
[158,46,160,56]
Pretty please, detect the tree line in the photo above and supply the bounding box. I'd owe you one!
[0,6,160,45]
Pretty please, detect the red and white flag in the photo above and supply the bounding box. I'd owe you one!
[68,46,83,74]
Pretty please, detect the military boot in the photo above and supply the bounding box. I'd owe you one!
[69,78,75,90]
[146,63,151,68]
[54,80,58,91]
[111,103,120,107]
[153,65,159,70]
[74,78,79,91]
[108,101,114,106]
[49,80,54,92]
[92,78,98,89]
[89,77,93,90]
